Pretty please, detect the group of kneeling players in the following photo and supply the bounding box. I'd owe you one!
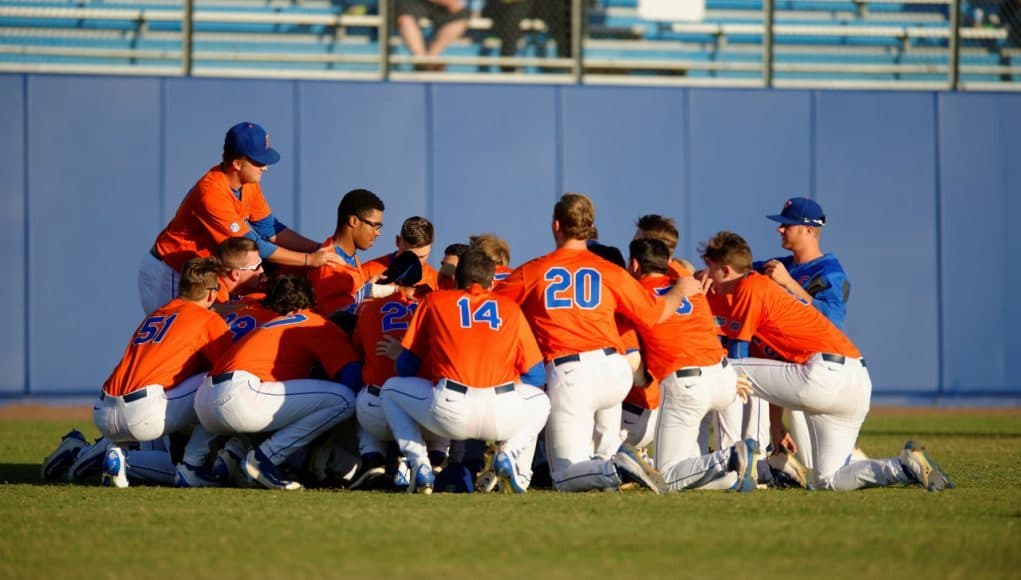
[41,189,953,495]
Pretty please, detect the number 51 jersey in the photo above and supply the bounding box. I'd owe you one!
[495,247,663,362]
[103,298,233,397]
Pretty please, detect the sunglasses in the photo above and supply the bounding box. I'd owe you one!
[233,261,263,271]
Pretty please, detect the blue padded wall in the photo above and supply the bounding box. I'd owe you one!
[3,72,1019,399]
[298,82,429,249]
[431,84,558,265]
[26,75,161,393]
[561,86,687,254]
[816,91,940,393]
[938,93,1021,395]
[0,75,25,394]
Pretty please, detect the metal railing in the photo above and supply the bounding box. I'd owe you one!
[0,0,1017,90]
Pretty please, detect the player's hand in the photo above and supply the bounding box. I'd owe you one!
[763,260,796,289]
[770,423,797,454]
[735,373,753,403]
[308,248,343,268]
[696,269,714,294]
[376,335,404,360]
[430,0,461,12]
[674,275,702,297]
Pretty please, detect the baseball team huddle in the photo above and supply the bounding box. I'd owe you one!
[41,121,953,495]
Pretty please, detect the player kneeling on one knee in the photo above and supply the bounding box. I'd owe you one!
[195,275,360,491]
[380,246,550,494]
[701,231,952,492]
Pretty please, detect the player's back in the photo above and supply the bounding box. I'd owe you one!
[220,294,277,343]
[496,247,660,361]
[403,286,541,387]
[636,276,725,380]
[213,309,356,382]
[353,294,419,387]
[104,299,231,396]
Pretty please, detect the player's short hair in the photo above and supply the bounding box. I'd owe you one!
[399,217,434,248]
[262,274,315,315]
[443,243,470,259]
[700,231,753,273]
[635,214,679,253]
[469,233,511,267]
[554,193,596,241]
[455,248,496,289]
[216,237,259,269]
[177,257,222,301]
[588,242,626,269]
[629,238,670,275]
[336,189,385,230]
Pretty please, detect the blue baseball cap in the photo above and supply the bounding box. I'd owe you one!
[224,121,280,166]
[767,197,826,227]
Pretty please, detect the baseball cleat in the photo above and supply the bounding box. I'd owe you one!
[244,449,303,491]
[175,462,219,488]
[899,441,954,492]
[493,451,526,494]
[101,446,129,488]
[766,449,808,488]
[348,453,387,491]
[475,470,499,493]
[68,437,111,482]
[612,442,667,495]
[730,439,760,493]
[409,462,434,495]
[41,429,87,480]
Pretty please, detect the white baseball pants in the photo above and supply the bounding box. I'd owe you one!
[543,348,633,492]
[655,360,745,491]
[355,384,449,457]
[194,370,356,466]
[621,404,658,450]
[381,377,550,485]
[732,353,911,490]
[138,250,177,316]
[93,374,214,467]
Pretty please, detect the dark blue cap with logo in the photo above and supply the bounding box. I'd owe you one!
[767,197,826,227]
[224,121,280,166]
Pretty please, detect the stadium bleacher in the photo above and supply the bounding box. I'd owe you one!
[0,0,1016,88]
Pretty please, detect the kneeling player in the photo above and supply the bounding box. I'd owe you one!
[195,275,360,490]
[701,232,952,492]
[380,248,550,494]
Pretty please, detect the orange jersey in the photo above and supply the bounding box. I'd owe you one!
[635,276,726,380]
[352,293,420,387]
[495,247,664,362]
[154,166,273,272]
[212,309,358,382]
[103,299,232,397]
[308,238,367,316]
[707,272,861,364]
[219,293,278,342]
[668,260,691,280]
[363,252,440,293]
[618,316,660,410]
[402,285,542,387]
[492,264,513,286]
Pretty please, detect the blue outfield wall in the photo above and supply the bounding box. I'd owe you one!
[0,73,1018,398]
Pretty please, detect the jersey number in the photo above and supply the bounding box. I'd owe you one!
[544,267,601,310]
[224,313,258,342]
[457,297,502,330]
[654,286,693,315]
[133,314,177,345]
[381,302,418,333]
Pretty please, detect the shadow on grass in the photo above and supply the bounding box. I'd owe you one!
[0,463,44,485]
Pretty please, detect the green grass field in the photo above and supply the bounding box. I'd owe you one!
[2,410,1020,579]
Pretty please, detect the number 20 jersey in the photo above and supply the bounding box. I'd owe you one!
[103,298,233,397]
[495,247,663,362]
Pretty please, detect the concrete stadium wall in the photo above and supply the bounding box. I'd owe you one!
[0,73,1018,399]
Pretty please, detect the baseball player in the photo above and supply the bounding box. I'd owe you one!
[627,239,756,492]
[195,275,360,490]
[700,231,953,491]
[362,216,440,294]
[755,197,854,477]
[43,258,233,488]
[211,237,266,308]
[494,193,699,494]
[380,248,550,494]
[349,251,450,490]
[308,188,391,317]
[139,121,340,314]
[437,243,469,290]
[471,233,513,284]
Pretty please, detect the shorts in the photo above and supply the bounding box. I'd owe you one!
[397,0,469,28]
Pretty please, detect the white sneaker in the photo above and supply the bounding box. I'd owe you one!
[101,446,129,488]
[243,449,303,491]
[493,451,526,494]
[612,443,667,495]
[900,440,953,492]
